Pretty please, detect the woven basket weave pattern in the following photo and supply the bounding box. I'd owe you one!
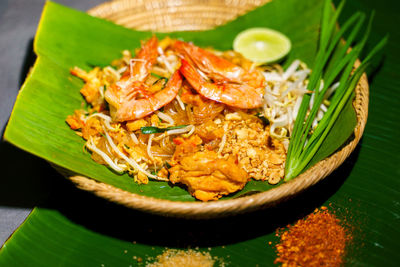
[88,0,270,31]
[69,0,369,218]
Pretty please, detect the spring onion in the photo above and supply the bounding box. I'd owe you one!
[285,0,387,181]
[140,125,188,134]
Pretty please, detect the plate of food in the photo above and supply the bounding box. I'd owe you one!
[3,0,384,218]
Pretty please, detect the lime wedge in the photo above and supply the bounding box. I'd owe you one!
[233,27,291,64]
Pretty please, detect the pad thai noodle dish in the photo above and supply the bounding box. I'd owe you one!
[66,36,332,201]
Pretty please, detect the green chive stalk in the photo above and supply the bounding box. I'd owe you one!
[285,0,387,181]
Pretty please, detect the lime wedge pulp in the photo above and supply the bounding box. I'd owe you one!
[233,27,291,64]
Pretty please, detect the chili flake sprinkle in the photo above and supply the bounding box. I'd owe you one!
[274,206,352,266]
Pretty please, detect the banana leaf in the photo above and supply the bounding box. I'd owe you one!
[3,0,356,202]
[1,0,400,266]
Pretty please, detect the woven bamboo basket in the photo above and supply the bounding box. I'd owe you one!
[68,0,369,218]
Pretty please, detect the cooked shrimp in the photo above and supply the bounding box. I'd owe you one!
[105,36,158,108]
[113,70,182,121]
[180,59,262,109]
[174,41,265,88]
[105,36,182,121]
[174,40,245,82]
[174,40,264,108]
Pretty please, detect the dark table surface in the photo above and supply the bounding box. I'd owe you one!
[0,0,399,265]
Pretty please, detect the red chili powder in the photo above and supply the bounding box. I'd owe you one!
[274,206,352,266]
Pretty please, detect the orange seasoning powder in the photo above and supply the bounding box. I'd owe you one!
[274,206,352,266]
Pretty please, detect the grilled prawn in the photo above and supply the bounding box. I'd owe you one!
[105,36,182,122]
[174,40,264,109]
